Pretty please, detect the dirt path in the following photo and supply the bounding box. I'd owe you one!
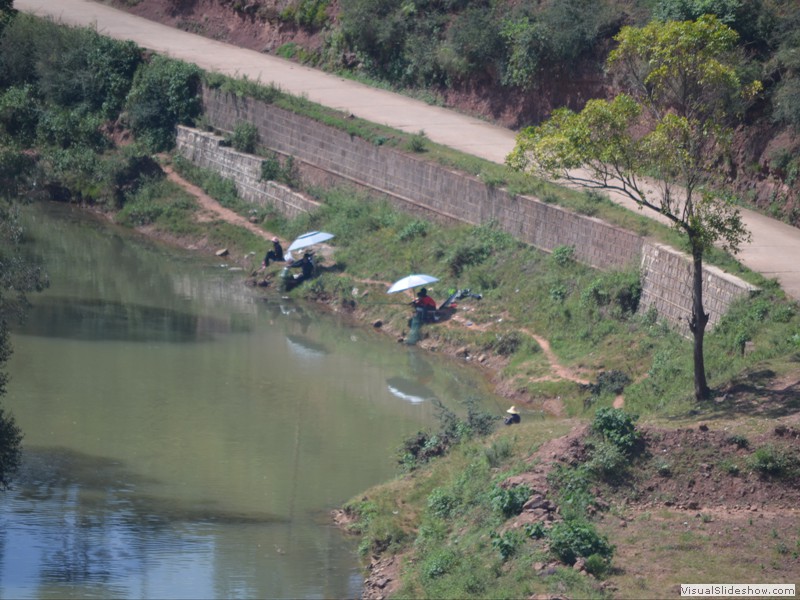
[164,166,275,242]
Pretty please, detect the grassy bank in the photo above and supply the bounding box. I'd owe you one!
[338,402,800,599]
[162,152,800,418]
[129,155,800,597]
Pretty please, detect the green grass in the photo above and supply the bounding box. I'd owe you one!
[342,419,588,599]
[121,153,800,425]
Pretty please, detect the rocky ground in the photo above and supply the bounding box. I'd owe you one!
[354,418,800,599]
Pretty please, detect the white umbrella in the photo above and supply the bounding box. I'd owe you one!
[287,231,335,252]
[387,274,439,294]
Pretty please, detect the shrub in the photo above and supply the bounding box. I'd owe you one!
[36,108,107,151]
[653,0,773,49]
[228,121,259,153]
[592,407,639,455]
[584,552,612,578]
[5,19,141,117]
[551,244,575,266]
[773,78,800,132]
[427,487,458,519]
[0,85,39,146]
[727,434,750,449]
[484,437,513,468]
[406,130,427,153]
[281,0,330,30]
[547,464,595,521]
[444,241,492,277]
[0,146,35,197]
[481,331,526,356]
[580,270,641,318]
[489,483,531,518]
[397,219,429,241]
[550,284,568,303]
[397,398,496,471]
[0,407,23,490]
[583,369,631,407]
[422,547,459,579]
[443,5,503,81]
[748,445,798,478]
[587,440,629,480]
[500,17,547,90]
[548,520,613,565]
[491,529,524,561]
[260,155,282,181]
[524,521,546,539]
[126,55,201,151]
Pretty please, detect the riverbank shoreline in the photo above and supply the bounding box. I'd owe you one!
[74,161,800,600]
[114,162,552,410]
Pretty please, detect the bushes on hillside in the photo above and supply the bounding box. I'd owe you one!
[0,15,141,117]
[397,398,497,471]
[337,0,619,89]
[126,55,202,152]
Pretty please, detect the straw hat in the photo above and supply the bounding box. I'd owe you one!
[506,406,519,415]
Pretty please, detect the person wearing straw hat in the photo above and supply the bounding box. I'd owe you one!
[262,237,285,269]
[504,406,520,426]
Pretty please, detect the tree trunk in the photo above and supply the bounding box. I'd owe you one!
[688,244,710,400]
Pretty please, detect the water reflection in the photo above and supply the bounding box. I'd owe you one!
[14,297,240,343]
[3,202,505,599]
[284,334,329,360]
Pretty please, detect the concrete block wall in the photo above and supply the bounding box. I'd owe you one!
[190,87,758,329]
[176,126,320,219]
[641,243,759,333]
[200,87,644,270]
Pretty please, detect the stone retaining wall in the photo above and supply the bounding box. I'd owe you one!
[179,86,758,330]
[176,126,320,219]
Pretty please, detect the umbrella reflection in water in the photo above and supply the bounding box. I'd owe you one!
[285,334,329,360]
[386,376,436,404]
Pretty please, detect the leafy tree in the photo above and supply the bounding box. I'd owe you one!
[126,55,201,152]
[0,0,14,36]
[770,7,800,131]
[0,198,48,490]
[0,85,39,147]
[35,26,141,116]
[653,0,775,51]
[508,16,760,399]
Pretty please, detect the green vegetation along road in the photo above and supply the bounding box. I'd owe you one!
[16,0,800,301]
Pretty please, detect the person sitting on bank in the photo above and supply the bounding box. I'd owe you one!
[262,237,285,268]
[290,250,315,280]
[413,287,438,322]
[504,406,521,425]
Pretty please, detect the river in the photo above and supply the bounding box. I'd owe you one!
[0,201,504,599]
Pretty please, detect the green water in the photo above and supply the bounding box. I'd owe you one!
[1,202,504,599]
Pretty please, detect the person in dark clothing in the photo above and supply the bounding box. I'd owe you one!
[262,237,284,268]
[290,250,315,280]
[503,406,521,425]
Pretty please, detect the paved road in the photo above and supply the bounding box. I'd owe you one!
[17,0,800,300]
